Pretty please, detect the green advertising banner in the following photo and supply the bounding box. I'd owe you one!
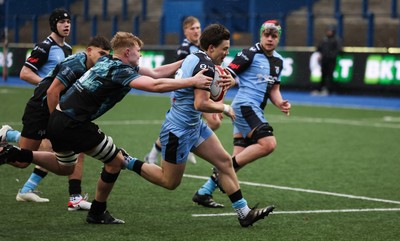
[2,45,400,96]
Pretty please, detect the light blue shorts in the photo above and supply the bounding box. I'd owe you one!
[159,120,213,164]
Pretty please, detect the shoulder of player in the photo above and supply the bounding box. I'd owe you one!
[193,51,211,61]
[253,43,284,61]
[32,37,54,53]
[61,52,87,67]
[63,42,72,50]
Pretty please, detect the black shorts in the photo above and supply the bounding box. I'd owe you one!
[47,110,105,153]
[21,103,50,140]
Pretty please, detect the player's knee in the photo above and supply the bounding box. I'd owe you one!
[215,154,233,173]
[251,123,274,142]
[262,139,277,155]
[86,135,119,164]
[100,167,120,183]
[164,179,181,190]
[234,137,248,148]
[58,166,75,175]
[208,120,222,131]
[11,162,30,169]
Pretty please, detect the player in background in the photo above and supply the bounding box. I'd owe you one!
[145,16,224,165]
[0,31,213,224]
[9,8,87,204]
[192,20,291,208]
[1,35,112,211]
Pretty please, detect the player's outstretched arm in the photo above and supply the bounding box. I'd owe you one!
[129,69,212,93]
[139,60,184,79]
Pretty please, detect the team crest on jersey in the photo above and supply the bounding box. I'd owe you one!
[61,67,70,76]
[249,46,257,52]
[200,63,213,70]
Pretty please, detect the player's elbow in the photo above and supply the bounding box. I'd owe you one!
[194,101,208,112]
[19,69,27,81]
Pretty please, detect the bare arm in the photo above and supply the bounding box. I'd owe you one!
[194,88,235,120]
[20,66,42,85]
[138,60,183,79]
[46,78,66,113]
[269,84,291,116]
[129,69,211,92]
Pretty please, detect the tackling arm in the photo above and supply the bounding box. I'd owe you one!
[129,69,211,92]
[138,60,183,79]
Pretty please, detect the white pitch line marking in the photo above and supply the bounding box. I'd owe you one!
[183,174,400,205]
[192,208,400,217]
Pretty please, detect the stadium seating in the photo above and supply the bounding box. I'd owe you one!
[1,0,399,47]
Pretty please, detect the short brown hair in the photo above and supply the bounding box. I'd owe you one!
[87,35,111,51]
[200,24,230,51]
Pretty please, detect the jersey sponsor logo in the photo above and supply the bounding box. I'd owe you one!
[237,51,249,61]
[27,57,40,63]
[256,73,278,84]
[228,63,240,70]
[34,46,46,54]
[177,50,189,56]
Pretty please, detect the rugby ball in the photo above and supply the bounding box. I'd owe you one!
[210,65,227,101]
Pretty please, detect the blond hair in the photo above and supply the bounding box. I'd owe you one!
[182,16,200,30]
[111,32,143,54]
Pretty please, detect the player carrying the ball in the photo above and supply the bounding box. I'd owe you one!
[127,23,273,227]
[193,19,291,208]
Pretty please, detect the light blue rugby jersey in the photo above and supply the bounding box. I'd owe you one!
[227,43,284,111]
[165,51,215,128]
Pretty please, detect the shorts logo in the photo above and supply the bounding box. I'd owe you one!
[38,130,46,137]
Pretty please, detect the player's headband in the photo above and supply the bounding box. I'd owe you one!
[259,20,281,38]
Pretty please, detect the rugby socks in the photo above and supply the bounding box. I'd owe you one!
[149,142,161,156]
[68,179,82,196]
[89,200,106,216]
[232,156,241,171]
[6,130,21,143]
[126,156,144,176]
[20,167,48,193]
[197,177,217,195]
[229,189,251,219]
